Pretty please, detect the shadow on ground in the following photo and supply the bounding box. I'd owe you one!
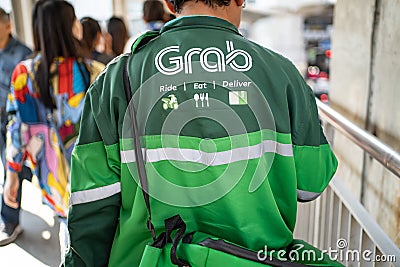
[0,181,61,267]
[18,209,61,266]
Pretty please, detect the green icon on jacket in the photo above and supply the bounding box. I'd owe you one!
[162,94,179,110]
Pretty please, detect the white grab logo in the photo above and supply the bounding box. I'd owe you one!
[155,41,253,75]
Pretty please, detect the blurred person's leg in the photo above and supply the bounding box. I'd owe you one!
[0,166,32,246]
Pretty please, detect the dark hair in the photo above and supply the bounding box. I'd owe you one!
[143,0,165,22]
[0,7,11,38]
[107,16,128,55]
[80,17,101,57]
[33,0,83,109]
[169,0,231,13]
[0,7,10,23]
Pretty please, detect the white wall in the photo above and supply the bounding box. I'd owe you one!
[248,15,307,75]
[0,0,12,12]
[330,0,400,246]
[246,0,336,13]
[68,0,114,21]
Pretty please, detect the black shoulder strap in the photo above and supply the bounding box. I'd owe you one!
[123,53,156,240]
[122,30,160,240]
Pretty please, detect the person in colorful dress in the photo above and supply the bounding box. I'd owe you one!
[1,0,104,252]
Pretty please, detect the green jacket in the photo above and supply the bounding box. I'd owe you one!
[66,16,337,266]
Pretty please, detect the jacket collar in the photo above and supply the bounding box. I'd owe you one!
[160,16,240,36]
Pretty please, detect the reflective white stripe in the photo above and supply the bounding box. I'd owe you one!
[121,140,293,165]
[70,182,121,205]
[120,148,146,163]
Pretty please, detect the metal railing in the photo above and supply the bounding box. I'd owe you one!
[316,99,400,178]
[294,99,400,267]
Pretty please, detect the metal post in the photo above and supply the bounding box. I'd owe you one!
[112,0,127,18]
[10,0,35,48]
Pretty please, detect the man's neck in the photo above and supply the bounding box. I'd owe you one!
[177,1,239,28]
[0,35,11,50]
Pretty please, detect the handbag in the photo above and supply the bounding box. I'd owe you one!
[123,44,343,267]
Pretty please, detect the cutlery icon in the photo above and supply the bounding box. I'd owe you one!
[200,93,205,107]
[194,94,199,107]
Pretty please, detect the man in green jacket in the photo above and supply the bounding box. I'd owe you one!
[65,0,338,266]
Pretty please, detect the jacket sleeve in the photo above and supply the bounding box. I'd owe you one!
[6,63,35,173]
[287,68,338,202]
[65,82,121,266]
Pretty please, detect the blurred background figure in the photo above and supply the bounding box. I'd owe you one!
[0,6,32,247]
[107,16,129,56]
[124,0,166,53]
[81,16,114,64]
[0,0,103,261]
[0,7,31,165]
[143,0,166,31]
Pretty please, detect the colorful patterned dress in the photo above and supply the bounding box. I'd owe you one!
[6,55,104,217]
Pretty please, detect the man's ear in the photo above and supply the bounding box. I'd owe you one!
[234,0,245,7]
[6,21,12,34]
[164,0,175,14]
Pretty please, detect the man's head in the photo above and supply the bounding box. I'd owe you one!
[168,0,230,13]
[0,7,12,48]
[164,0,245,28]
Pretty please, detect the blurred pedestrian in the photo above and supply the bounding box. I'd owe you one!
[124,0,166,53]
[81,16,114,64]
[143,0,166,30]
[0,6,32,246]
[0,8,31,159]
[0,0,103,256]
[107,16,129,56]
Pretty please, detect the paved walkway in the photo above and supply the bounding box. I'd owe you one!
[0,180,61,267]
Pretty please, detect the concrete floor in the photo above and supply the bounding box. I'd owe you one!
[0,179,61,267]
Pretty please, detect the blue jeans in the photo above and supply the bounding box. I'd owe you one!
[1,166,32,227]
